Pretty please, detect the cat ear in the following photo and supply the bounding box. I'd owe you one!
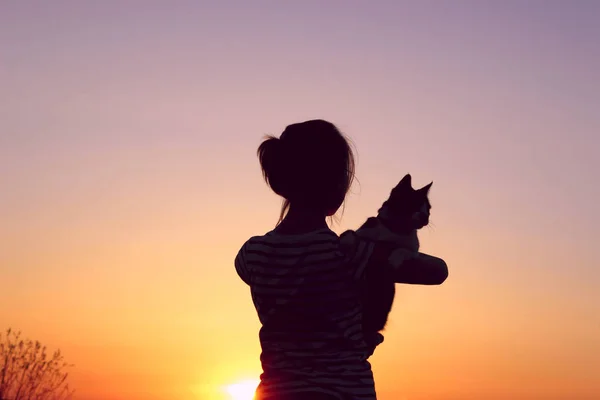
[419,181,433,193]
[399,174,412,187]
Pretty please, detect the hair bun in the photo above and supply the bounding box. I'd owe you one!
[257,136,289,198]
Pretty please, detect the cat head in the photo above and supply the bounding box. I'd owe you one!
[378,174,432,231]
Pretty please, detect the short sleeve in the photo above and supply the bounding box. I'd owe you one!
[235,242,251,285]
[339,230,376,280]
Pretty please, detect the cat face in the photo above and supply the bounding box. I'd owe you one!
[381,174,432,230]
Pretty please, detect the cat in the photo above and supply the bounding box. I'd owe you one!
[354,174,432,336]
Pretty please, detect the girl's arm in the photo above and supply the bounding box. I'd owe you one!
[371,243,448,285]
[392,251,448,285]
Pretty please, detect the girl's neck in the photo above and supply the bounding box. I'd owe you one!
[275,206,329,235]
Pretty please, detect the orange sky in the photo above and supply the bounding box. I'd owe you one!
[1,2,599,400]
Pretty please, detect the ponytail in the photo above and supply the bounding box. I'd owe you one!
[257,136,291,224]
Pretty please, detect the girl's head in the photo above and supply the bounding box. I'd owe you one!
[257,119,356,224]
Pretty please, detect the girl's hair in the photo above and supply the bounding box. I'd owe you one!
[257,119,356,225]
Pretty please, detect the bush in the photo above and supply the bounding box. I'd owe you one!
[0,328,74,400]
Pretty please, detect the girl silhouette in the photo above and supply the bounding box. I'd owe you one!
[235,120,448,400]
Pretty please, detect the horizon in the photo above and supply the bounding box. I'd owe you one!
[1,1,599,400]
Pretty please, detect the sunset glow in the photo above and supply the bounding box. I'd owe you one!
[224,380,259,400]
[2,1,599,400]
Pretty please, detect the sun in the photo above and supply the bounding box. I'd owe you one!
[224,379,259,400]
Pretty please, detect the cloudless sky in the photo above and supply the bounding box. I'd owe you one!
[1,1,599,399]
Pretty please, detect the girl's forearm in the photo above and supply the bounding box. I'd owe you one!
[388,249,449,285]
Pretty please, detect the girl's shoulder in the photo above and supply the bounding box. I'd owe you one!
[234,228,341,284]
[338,225,379,281]
[245,227,339,249]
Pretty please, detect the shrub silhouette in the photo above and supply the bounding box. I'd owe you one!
[0,328,74,400]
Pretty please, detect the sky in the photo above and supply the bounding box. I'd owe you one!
[1,1,599,399]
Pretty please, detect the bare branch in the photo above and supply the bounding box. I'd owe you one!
[0,329,73,400]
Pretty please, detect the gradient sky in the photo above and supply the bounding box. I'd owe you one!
[1,1,599,400]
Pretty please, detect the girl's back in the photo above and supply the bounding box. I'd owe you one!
[236,227,377,399]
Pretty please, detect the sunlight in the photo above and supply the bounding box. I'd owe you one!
[224,379,259,400]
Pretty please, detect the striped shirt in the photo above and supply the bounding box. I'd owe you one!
[235,227,383,400]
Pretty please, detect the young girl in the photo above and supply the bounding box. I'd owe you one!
[235,120,448,400]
